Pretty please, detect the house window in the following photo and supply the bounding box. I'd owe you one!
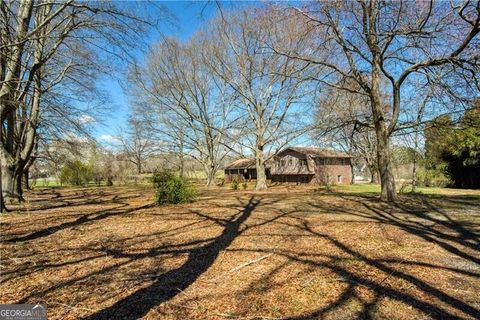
[300,159,307,167]
[317,158,325,165]
[337,175,342,183]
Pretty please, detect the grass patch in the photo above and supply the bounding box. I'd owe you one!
[330,183,480,199]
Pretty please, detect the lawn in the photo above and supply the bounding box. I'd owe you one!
[0,184,479,319]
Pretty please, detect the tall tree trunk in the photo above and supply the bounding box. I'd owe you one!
[411,114,422,193]
[0,164,6,213]
[0,1,34,206]
[365,158,377,183]
[412,155,417,193]
[370,45,397,202]
[0,13,44,205]
[179,135,185,177]
[1,125,24,203]
[1,162,23,204]
[0,194,5,213]
[205,164,216,187]
[137,162,142,174]
[179,153,185,177]
[255,145,267,190]
[23,156,35,191]
[350,162,355,184]
[367,164,378,183]
[23,169,30,190]
[15,166,23,199]
[0,1,34,208]
[375,127,397,201]
[370,170,377,183]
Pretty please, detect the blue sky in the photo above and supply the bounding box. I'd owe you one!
[94,1,222,144]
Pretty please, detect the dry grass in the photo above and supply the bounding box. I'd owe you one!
[0,185,479,319]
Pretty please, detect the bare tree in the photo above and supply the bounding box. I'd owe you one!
[119,116,158,174]
[275,1,480,201]
[0,1,159,204]
[314,84,378,183]
[129,37,235,186]
[395,92,430,192]
[205,7,314,190]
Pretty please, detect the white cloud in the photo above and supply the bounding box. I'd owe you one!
[64,132,89,143]
[78,114,95,124]
[99,134,121,143]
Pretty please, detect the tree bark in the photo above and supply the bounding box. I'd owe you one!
[0,164,6,213]
[367,163,378,183]
[412,154,417,193]
[15,167,23,198]
[205,165,216,187]
[255,145,267,190]
[24,170,30,190]
[179,152,185,178]
[0,3,42,205]
[375,127,397,201]
[1,162,23,204]
[23,156,35,190]
[411,118,421,193]
[370,41,397,202]
[350,162,355,184]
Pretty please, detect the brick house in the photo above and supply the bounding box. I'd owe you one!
[224,147,352,184]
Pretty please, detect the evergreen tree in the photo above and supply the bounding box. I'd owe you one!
[425,103,480,189]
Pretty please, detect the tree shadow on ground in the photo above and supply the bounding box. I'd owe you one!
[344,195,480,265]
[266,193,480,319]
[4,190,479,319]
[230,215,479,319]
[82,196,261,320]
[4,198,154,243]
[8,188,147,213]
[289,222,479,319]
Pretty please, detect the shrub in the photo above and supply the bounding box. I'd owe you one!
[59,160,93,186]
[152,169,196,204]
[242,181,248,190]
[231,177,239,190]
[419,169,449,187]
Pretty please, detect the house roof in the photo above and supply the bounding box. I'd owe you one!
[224,158,256,170]
[284,147,352,158]
[225,158,274,170]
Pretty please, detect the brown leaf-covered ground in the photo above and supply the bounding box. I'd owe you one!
[0,185,479,319]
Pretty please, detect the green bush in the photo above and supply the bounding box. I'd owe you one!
[419,169,450,187]
[242,181,248,190]
[59,160,93,186]
[231,177,239,190]
[152,169,195,204]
